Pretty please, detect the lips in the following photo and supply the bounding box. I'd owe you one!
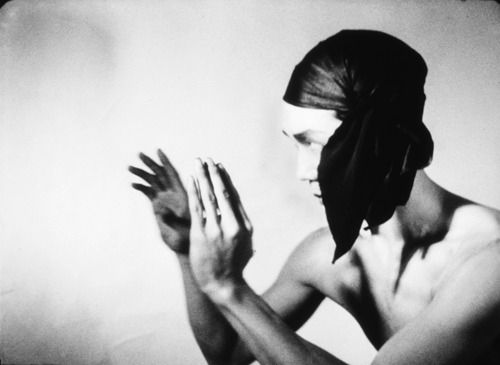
[310,183,322,197]
[313,193,323,205]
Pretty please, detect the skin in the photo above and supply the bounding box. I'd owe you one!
[130,102,500,365]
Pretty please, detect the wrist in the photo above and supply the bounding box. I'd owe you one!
[176,250,189,259]
[176,252,192,271]
[203,277,247,306]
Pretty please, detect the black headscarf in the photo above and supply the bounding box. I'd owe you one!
[283,30,434,262]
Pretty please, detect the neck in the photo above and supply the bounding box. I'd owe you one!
[374,170,466,246]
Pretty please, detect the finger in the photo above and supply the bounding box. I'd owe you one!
[206,159,238,227]
[131,183,155,200]
[194,158,220,226]
[187,175,204,228]
[215,163,242,222]
[158,149,184,191]
[238,197,253,234]
[218,163,252,232]
[128,166,162,190]
[139,153,169,189]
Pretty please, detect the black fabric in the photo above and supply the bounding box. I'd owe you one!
[283,30,434,262]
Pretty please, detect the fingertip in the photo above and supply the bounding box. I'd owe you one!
[194,157,203,169]
[130,183,141,191]
[206,158,217,170]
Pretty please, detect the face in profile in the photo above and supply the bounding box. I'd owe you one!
[281,102,342,200]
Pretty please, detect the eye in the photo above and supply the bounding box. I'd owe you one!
[297,136,323,148]
[286,131,329,150]
[296,141,323,156]
[305,141,323,150]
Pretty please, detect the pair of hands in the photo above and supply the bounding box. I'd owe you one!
[129,150,253,294]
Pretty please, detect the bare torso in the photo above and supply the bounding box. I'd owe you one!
[310,204,500,363]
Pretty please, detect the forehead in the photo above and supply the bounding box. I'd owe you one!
[281,102,342,135]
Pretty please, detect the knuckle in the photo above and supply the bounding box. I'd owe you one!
[223,223,241,238]
[207,193,217,203]
[221,189,231,199]
[205,225,222,241]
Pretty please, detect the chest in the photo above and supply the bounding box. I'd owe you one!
[336,237,457,347]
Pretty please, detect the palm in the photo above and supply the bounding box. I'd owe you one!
[130,150,191,254]
[152,190,190,252]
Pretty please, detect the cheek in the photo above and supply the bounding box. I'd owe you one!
[306,146,323,165]
[296,146,323,173]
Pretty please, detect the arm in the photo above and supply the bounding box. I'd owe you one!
[130,152,326,364]
[177,253,242,364]
[188,158,348,365]
[188,159,500,365]
[179,236,327,365]
[129,151,234,362]
[372,241,500,365]
[130,151,238,363]
[213,249,500,365]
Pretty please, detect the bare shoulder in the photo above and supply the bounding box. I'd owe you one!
[290,226,335,262]
[277,227,353,304]
[436,235,500,319]
[440,201,500,291]
[450,202,500,238]
[279,227,335,282]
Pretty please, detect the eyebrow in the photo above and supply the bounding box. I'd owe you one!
[282,130,307,137]
[282,130,316,144]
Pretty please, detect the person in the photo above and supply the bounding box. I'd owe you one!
[129,30,500,365]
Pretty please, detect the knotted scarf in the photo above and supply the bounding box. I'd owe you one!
[283,30,434,262]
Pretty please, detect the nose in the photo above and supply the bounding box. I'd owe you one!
[296,146,320,181]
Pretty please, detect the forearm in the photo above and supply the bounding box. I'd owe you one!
[209,281,348,365]
[177,254,252,364]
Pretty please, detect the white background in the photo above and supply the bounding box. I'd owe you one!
[1,1,499,364]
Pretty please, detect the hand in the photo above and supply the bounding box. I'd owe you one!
[129,150,190,254]
[187,158,253,297]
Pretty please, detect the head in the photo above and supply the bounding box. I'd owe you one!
[282,30,434,261]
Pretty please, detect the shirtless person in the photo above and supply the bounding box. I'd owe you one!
[129,30,500,364]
